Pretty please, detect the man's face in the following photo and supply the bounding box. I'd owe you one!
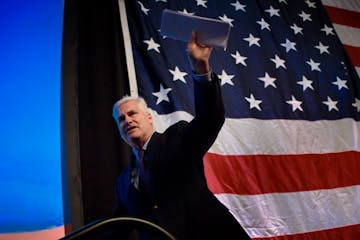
[116,100,153,148]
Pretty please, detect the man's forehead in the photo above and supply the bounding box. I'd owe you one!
[118,100,141,112]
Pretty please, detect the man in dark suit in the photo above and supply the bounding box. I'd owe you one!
[112,32,251,240]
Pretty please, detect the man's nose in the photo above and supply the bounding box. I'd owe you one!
[120,116,130,129]
[122,115,134,128]
[124,115,132,123]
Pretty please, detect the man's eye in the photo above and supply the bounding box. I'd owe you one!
[128,111,137,116]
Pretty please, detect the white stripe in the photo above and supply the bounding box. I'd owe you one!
[322,0,360,12]
[150,111,360,155]
[150,109,193,133]
[333,24,360,48]
[210,118,360,155]
[356,66,360,77]
[118,0,138,97]
[216,185,360,237]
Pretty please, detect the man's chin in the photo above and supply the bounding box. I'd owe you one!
[127,134,141,143]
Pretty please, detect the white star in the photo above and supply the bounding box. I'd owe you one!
[196,0,207,8]
[271,54,286,69]
[297,76,314,91]
[290,23,303,35]
[218,70,235,86]
[143,38,160,53]
[322,96,339,111]
[231,51,247,66]
[299,11,312,21]
[281,39,297,52]
[178,9,195,15]
[169,66,187,83]
[245,94,262,111]
[257,18,270,31]
[321,24,335,35]
[352,98,360,112]
[315,42,329,54]
[137,1,149,15]
[259,72,277,88]
[231,1,246,12]
[332,77,348,90]
[152,84,172,105]
[306,58,321,72]
[265,6,280,17]
[305,0,316,8]
[219,14,234,27]
[286,95,303,112]
[244,34,261,47]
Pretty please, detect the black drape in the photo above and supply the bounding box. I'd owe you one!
[61,0,132,232]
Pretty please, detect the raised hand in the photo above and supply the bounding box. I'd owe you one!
[187,31,213,75]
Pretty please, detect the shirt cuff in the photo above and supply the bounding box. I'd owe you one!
[192,71,212,83]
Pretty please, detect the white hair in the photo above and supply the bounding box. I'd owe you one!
[112,95,150,120]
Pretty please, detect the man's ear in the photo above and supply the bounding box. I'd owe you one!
[147,112,153,123]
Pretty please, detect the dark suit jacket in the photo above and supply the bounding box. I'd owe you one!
[114,73,251,240]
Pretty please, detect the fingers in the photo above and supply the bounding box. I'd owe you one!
[187,30,212,58]
[190,31,212,50]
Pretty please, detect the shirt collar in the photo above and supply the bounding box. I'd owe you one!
[142,131,153,150]
[132,131,154,156]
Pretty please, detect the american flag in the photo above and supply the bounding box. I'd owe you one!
[119,0,360,238]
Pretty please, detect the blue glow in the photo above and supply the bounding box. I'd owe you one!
[0,0,64,233]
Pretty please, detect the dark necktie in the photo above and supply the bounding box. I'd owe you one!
[138,150,151,200]
[139,149,147,173]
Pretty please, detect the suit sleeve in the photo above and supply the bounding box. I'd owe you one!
[109,177,133,240]
[183,72,225,160]
[113,184,128,217]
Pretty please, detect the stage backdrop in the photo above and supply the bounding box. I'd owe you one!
[60,0,360,239]
[0,0,65,239]
[119,0,360,239]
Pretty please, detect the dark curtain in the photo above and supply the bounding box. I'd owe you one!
[61,0,132,232]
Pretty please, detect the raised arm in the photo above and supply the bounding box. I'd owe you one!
[183,31,225,160]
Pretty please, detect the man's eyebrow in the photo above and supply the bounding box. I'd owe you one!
[118,109,137,120]
[127,110,138,115]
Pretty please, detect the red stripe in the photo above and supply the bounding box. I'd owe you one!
[344,44,360,67]
[204,151,360,195]
[324,6,360,28]
[252,224,360,240]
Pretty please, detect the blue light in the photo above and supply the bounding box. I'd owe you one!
[0,0,64,233]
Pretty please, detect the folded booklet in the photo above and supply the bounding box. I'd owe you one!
[160,9,231,48]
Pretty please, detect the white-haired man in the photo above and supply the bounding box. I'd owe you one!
[112,32,250,240]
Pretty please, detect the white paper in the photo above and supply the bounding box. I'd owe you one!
[160,9,231,48]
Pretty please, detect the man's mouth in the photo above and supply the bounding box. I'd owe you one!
[126,126,137,133]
